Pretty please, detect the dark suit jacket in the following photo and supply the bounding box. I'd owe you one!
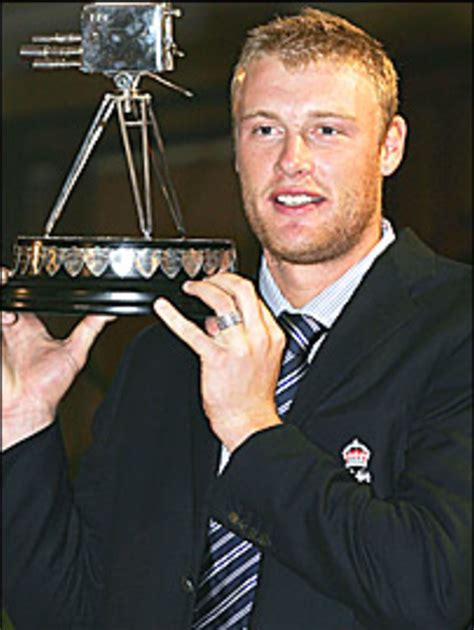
[2,229,472,630]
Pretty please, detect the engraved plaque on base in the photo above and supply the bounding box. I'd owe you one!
[2,236,237,318]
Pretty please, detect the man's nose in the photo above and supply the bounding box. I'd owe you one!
[275,134,313,177]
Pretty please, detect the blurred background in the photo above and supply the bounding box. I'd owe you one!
[1,3,472,627]
[2,0,472,502]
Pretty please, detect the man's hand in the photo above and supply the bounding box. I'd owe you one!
[1,268,116,451]
[154,273,285,452]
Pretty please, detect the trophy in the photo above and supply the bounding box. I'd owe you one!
[1,2,237,318]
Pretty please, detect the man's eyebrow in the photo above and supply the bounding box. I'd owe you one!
[239,109,356,122]
[239,110,280,122]
[306,110,357,122]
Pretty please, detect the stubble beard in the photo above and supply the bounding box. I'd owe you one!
[241,174,383,266]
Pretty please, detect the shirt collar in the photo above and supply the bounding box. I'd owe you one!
[259,218,396,328]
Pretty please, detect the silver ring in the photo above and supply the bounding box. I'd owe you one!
[216,310,243,331]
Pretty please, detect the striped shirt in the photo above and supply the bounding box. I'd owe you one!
[259,218,396,361]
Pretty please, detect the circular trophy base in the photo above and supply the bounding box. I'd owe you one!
[1,236,237,318]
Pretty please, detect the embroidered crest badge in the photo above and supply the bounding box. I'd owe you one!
[341,437,372,484]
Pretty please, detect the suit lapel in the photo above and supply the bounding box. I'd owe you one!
[189,387,220,572]
[287,229,434,424]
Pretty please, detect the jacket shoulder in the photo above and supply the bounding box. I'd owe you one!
[389,228,471,301]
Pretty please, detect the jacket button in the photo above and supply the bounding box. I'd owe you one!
[181,575,195,594]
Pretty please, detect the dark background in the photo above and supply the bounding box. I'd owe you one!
[1,3,472,628]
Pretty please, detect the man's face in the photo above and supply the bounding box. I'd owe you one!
[234,55,393,265]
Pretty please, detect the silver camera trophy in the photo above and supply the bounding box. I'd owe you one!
[1,2,237,317]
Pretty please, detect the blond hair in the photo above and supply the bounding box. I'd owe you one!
[231,7,399,135]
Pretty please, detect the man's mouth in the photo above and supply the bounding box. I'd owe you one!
[271,191,326,210]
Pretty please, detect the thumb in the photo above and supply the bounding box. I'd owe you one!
[1,267,11,285]
[67,314,117,370]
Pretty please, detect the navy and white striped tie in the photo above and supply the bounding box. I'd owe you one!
[191,312,326,630]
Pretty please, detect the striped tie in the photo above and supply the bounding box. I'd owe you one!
[275,312,326,417]
[191,312,326,630]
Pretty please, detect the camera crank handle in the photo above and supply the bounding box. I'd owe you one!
[143,71,194,98]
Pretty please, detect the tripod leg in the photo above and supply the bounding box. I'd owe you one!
[116,98,150,239]
[147,103,187,237]
[44,93,116,236]
[141,98,153,237]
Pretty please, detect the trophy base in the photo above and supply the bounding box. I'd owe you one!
[1,236,237,319]
[2,276,215,317]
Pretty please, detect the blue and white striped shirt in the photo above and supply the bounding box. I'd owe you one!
[259,218,396,361]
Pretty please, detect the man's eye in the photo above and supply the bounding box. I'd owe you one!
[253,125,275,136]
[319,126,339,136]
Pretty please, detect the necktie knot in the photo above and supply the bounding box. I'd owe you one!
[278,311,326,359]
[275,312,327,420]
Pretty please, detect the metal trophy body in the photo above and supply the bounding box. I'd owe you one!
[1,2,237,318]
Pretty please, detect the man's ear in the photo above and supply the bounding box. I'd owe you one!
[233,127,240,173]
[380,115,408,177]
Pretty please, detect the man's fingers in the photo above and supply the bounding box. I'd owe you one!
[67,314,117,369]
[182,278,238,316]
[154,297,216,358]
[1,311,19,327]
[2,268,18,328]
[1,312,48,346]
[181,280,248,346]
[204,316,221,337]
[260,303,286,349]
[1,267,11,286]
[185,273,267,336]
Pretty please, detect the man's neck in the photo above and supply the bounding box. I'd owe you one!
[264,230,382,308]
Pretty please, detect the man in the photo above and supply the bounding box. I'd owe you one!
[2,7,471,630]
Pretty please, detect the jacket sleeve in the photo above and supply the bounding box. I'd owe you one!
[1,329,144,630]
[209,324,472,629]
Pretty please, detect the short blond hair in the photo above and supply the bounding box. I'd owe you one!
[231,7,399,135]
